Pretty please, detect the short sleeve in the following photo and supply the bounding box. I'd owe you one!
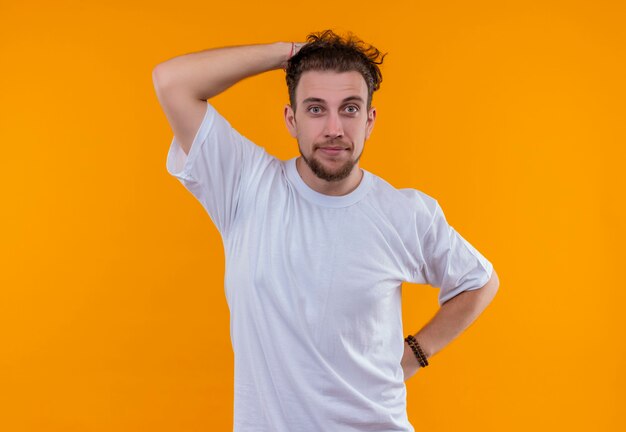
[166,102,274,238]
[418,200,494,306]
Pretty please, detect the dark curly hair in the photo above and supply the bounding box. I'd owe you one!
[285,29,387,113]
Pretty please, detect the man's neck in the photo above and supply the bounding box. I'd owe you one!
[295,157,364,196]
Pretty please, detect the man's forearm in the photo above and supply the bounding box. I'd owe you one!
[402,270,499,380]
[153,41,292,100]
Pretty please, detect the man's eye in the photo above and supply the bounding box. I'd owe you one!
[307,105,358,114]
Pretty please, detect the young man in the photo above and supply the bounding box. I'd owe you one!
[153,30,499,432]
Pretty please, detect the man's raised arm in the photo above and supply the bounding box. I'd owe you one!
[153,42,292,100]
[152,41,296,154]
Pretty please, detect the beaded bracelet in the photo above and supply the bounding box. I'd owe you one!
[405,335,429,367]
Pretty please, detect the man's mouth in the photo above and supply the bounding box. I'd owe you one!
[318,147,347,156]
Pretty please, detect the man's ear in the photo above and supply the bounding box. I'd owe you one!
[365,106,376,139]
[284,104,297,138]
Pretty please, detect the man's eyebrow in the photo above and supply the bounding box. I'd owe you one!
[301,96,365,105]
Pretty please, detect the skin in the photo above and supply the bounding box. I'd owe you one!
[284,70,377,196]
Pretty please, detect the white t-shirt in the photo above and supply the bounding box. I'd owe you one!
[166,102,494,431]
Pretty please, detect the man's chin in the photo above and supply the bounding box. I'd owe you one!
[309,158,355,182]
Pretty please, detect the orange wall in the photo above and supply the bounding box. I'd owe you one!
[1,0,624,430]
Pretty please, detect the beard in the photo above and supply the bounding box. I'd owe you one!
[298,142,364,182]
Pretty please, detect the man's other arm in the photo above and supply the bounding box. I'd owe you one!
[401,269,500,381]
[152,42,292,155]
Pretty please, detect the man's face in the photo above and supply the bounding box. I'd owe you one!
[284,70,376,182]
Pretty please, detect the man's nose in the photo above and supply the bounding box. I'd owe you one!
[324,112,344,138]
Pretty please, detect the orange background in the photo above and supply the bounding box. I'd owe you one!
[1,0,624,430]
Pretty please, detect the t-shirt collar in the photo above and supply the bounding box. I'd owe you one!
[284,157,373,208]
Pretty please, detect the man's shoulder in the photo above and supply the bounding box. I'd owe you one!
[368,172,438,216]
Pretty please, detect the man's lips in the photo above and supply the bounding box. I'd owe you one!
[317,144,349,150]
[318,147,347,156]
